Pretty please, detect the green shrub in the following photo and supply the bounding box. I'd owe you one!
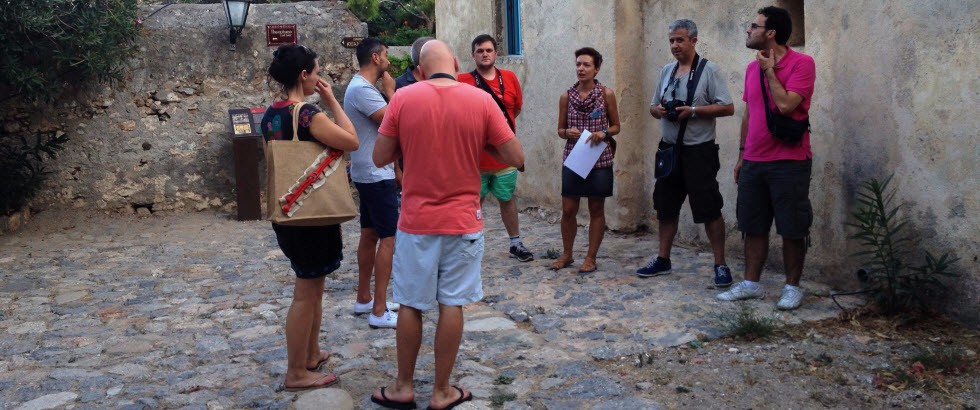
[0,132,69,215]
[720,303,776,340]
[387,53,413,78]
[379,26,435,47]
[847,176,960,315]
[0,0,139,214]
[0,0,141,102]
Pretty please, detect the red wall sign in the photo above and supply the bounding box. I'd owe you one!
[266,24,297,46]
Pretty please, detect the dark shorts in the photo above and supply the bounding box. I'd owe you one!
[272,223,344,279]
[562,166,614,198]
[736,159,813,239]
[354,179,400,238]
[653,141,723,224]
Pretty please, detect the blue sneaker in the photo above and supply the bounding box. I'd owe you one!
[714,264,733,288]
[637,257,671,278]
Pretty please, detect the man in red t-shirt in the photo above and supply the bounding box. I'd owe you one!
[370,40,524,410]
[457,34,534,263]
[718,6,816,311]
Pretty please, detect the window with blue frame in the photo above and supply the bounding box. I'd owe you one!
[505,0,522,55]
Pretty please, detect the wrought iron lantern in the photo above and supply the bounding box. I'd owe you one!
[224,0,252,49]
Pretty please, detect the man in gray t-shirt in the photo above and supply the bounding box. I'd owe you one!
[637,19,736,289]
[343,38,400,329]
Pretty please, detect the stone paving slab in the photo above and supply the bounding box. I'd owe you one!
[0,208,861,409]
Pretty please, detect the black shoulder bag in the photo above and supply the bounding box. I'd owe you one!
[654,55,708,179]
[759,67,809,144]
[471,69,515,131]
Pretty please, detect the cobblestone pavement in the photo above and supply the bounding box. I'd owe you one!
[0,207,859,409]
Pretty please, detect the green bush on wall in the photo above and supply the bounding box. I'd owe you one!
[0,0,141,215]
[387,54,413,79]
[0,0,141,102]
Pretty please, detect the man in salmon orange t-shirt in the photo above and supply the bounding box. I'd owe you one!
[370,40,524,410]
[458,34,535,263]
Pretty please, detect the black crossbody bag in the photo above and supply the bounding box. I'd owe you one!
[655,55,708,179]
[759,67,809,144]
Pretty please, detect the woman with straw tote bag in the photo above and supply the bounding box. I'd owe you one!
[259,44,358,392]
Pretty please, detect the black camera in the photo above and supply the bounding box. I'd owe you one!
[663,100,687,122]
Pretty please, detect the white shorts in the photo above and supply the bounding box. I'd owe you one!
[391,229,484,311]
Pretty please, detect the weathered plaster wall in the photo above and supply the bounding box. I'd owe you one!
[0,2,365,214]
[438,0,645,229]
[807,0,979,323]
[438,0,979,325]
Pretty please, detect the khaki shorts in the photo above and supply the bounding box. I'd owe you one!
[392,230,485,311]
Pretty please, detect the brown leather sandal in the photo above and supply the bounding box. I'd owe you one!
[578,257,597,273]
[549,254,574,270]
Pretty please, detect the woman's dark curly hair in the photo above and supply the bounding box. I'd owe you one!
[268,44,317,96]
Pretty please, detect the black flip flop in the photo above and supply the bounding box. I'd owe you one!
[370,386,418,410]
[426,386,472,410]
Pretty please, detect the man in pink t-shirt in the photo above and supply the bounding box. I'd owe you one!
[369,40,524,410]
[718,6,816,311]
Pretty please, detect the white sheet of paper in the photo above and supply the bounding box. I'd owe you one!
[562,130,607,179]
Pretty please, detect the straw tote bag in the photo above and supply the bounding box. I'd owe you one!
[265,102,357,226]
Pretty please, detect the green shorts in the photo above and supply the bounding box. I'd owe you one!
[480,168,518,201]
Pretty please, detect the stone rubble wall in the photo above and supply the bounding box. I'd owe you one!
[0,1,365,216]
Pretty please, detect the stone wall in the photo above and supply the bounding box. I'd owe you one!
[0,1,365,215]
[437,0,980,326]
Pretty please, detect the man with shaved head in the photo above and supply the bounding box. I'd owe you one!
[370,40,524,410]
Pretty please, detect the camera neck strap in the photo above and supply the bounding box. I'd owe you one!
[471,68,515,131]
[670,54,708,147]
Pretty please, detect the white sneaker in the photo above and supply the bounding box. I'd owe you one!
[777,286,804,310]
[353,299,400,314]
[716,282,765,301]
[367,310,398,329]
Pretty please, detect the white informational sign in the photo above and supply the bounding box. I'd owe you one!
[562,130,607,178]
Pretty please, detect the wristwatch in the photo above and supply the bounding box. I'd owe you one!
[691,105,697,118]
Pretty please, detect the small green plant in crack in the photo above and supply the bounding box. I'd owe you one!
[541,248,562,259]
[493,375,514,385]
[719,302,776,340]
[490,392,517,406]
[812,352,833,367]
[908,346,968,375]
[635,352,654,368]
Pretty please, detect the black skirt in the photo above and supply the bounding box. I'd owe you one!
[272,223,344,279]
[561,166,614,198]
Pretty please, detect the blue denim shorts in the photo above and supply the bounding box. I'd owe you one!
[391,229,484,311]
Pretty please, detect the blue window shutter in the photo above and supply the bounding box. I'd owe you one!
[506,0,522,55]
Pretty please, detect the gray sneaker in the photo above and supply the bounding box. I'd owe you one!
[716,282,765,301]
[776,286,804,310]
